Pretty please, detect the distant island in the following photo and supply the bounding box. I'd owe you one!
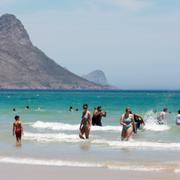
[82,70,109,86]
[0,14,111,90]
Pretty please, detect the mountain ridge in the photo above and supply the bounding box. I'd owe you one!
[0,14,107,89]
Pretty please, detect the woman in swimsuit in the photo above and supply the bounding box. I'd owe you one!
[120,107,134,141]
[13,115,23,145]
[79,104,92,139]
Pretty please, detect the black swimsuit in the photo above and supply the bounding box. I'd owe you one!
[92,114,102,126]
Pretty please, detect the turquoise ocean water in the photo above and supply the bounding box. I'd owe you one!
[0,90,180,172]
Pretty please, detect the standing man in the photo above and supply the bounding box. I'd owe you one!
[92,106,106,126]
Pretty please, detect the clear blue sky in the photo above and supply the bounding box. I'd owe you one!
[0,0,180,89]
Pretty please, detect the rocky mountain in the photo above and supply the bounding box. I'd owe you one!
[0,14,104,89]
[82,70,108,85]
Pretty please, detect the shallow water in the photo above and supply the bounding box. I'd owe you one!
[0,90,180,172]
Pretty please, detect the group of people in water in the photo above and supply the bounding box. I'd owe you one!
[79,104,106,139]
[79,104,145,140]
[79,104,180,141]
[120,107,145,141]
[12,104,180,144]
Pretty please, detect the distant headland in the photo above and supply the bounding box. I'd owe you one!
[0,14,113,90]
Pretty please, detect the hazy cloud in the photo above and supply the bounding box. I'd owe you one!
[0,0,17,5]
[91,0,152,11]
[112,0,151,10]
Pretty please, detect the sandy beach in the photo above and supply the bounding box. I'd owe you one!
[0,164,180,180]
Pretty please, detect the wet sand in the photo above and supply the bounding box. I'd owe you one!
[0,164,180,180]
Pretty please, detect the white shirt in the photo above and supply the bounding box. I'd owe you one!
[176,114,180,125]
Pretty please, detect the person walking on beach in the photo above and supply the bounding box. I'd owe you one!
[79,104,92,139]
[157,108,168,124]
[176,110,180,125]
[13,115,23,145]
[92,106,106,126]
[120,107,134,141]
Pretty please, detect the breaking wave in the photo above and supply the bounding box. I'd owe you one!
[31,121,122,132]
[23,132,180,150]
[0,156,166,172]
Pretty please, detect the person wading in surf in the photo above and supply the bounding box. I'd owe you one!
[176,110,180,125]
[79,104,92,139]
[13,115,23,145]
[157,108,168,124]
[92,106,106,126]
[130,111,145,133]
[120,107,134,141]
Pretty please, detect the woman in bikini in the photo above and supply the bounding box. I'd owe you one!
[79,104,92,139]
[120,107,134,141]
[13,115,23,145]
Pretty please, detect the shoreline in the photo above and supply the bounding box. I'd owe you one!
[0,163,179,180]
[0,89,180,92]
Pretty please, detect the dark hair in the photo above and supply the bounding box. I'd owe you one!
[163,108,168,112]
[125,107,131,112]
[83,104,88,109]
[15,115,20,120]
[178,110,180,114]
[97,106,102,111]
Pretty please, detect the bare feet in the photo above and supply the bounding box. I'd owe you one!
[79,134,85,139]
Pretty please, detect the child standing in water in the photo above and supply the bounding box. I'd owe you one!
[79,104,92,139]
[13,115,23,145]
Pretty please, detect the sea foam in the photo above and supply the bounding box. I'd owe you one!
[23,132,180,150]
[144,110,170,131]
[23,132,81,143]
[32,120,170,132]
[144,123,170,131]
[0,156,164,172]
[92,139,180,150]
[31,121,122,132]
